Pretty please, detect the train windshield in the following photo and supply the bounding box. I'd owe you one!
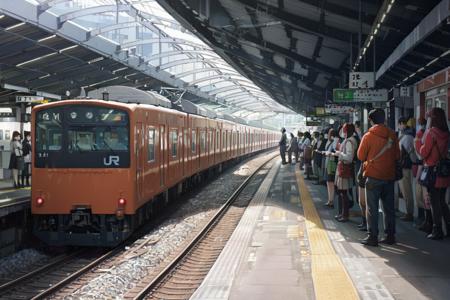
[35,105,130,168]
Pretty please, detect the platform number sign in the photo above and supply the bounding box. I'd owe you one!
[349,72,374,89]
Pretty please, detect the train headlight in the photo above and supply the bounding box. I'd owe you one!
[118,198,126,207]
[86,112,93,119]
[36,197,44,206]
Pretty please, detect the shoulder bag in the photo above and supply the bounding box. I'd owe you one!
[418,134,450,188]
[358,137,396,185]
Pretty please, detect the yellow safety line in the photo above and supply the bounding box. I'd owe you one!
[295,170,359,300]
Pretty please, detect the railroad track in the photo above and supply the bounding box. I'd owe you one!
[0,247,110,300]
[0,153,276,300]
[127,154,277,300]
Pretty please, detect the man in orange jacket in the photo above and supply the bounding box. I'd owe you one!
[357,109,401,246]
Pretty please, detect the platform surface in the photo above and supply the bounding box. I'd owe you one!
[192,161,450,300]
[0,187,30,217]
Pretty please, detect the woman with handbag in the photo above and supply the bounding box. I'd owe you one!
[333,124,358,222]
[8,131,23,189]
[419,108,450,240]
[323,129,338,208]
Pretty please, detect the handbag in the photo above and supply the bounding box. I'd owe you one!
[338,161,353,178]
[418,166,437,188]
[326,157,337,175]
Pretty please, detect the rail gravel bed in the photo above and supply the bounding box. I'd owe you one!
[51,151,277,300]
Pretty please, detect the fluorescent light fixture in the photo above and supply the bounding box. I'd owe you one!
[59,45,78,52]
[88,56,104,64]
[0,15,5,20]
[391,0,395,4]
[426,57,439,66]
[359,55,362,60]
[374,28,378,35]
[16,52,57,67]
[6,22,25,31]
[362,48,367,55]
[387,4,392,13]
[112,67,128,74]
[381,13,386,23]
[38,74,51,79]
[417,67,425,72]
[124,72,139,79]
[38,34,56,43]
[369,35,374,42]
[440,49,450,57]
[88,77,120,88]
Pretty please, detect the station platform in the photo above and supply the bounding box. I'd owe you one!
[0,186,30,218]
[192,161,450,300]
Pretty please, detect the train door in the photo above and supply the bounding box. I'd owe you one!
[136,123,145,201]
[159,125,166,187]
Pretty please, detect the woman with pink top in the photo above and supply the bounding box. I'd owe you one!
[419,108,450,240]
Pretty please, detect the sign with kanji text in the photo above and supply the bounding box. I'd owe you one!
[349,72,375,89]
[325,104,355,114]
[333,89,387,103]
[16,95,44,103]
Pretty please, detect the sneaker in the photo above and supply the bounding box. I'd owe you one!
[360,235,378,247]
[380,235,396,245]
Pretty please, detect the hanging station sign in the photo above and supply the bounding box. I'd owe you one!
[349,72,375,89]
[325,104,355,114]
[333,88,387,103]
[16,95,44,103]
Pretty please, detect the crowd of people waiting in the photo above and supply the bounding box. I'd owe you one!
[278,107,450,246]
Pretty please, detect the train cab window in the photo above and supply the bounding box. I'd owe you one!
[36,108,63,151]
[170,130,178,157]
[148,128,155,162]
[200,131,206,153]
[191,130,196,153]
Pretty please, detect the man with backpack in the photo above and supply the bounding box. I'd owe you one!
[357,109,401,246]
[398,117,416,222]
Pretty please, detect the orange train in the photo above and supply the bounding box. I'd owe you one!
[32,99,279,246]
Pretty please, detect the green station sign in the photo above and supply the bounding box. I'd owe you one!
[333,89,387,103]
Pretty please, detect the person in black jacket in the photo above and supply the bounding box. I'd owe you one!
[21,132,32,187]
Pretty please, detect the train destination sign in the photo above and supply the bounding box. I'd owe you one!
[333,89,387,103]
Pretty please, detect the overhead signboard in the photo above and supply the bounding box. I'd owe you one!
[306,120,321,127]
[315,107,325,116]
[349,72,375,89]
[325,104,355,114]
[400,86,411,97]
[333,89,387,103]
[16,95,44,103]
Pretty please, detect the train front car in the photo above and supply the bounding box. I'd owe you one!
[32,100,135,246]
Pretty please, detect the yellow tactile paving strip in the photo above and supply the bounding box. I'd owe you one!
[295,170,359,300]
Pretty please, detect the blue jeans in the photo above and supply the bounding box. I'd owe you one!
[365,177,396,237]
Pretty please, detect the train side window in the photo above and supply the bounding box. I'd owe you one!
[191,130,196,153]
[148,128,155,162]
[216,130,220,150]
[200,131,206,153]
[170,129,178,157]
[222,131,226,150]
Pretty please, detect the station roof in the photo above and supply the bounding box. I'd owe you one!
[156,0,444,112]
[0,0,293,122]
